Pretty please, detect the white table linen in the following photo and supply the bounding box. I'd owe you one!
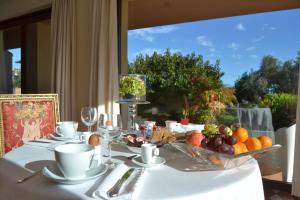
[93,164,145,200]
[0,143,264,200]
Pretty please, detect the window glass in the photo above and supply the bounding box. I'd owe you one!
[128,9,300,183]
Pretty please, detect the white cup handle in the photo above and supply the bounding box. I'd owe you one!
[153,148,159,156]
[79,134,84,141]
[56,126,63,136]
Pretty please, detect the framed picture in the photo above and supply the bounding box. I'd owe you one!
[0,94,60,157]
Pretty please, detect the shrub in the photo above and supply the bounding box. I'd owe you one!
[260,93,297,130]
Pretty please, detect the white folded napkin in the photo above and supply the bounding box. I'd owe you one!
[24,139,66,150]
[93,164,145,200]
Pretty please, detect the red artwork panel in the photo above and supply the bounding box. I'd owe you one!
[1,100,56,153]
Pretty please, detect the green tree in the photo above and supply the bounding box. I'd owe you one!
[129,49,235,124]
[13,69,21,88]
[235,53,299,103]
[235,71,268,102]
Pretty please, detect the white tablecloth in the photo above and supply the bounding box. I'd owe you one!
[0,143,264,200]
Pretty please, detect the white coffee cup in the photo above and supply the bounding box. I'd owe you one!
[54,144,95,179]
[165,120,177,131]
[56,121,78,137]
[79,132,92,144]
[141,143,159,164]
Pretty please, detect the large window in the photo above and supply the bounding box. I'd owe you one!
[128,9,300,183]
[0,10,51,94]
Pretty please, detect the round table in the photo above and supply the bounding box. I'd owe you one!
[0,143,264,200]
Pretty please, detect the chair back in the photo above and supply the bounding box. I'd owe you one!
[0,94,60,157]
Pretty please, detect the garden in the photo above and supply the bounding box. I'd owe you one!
[129,49,299,130]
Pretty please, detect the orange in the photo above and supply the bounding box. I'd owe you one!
[233,142,248,154]
[233,127,249,143]
[239,142,249,153]
[258,135,273,148]
[233,143,242,155]
[245,137,262,151]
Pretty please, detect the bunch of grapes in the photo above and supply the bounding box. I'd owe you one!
[201,125,237,155]
[202,124,219,138]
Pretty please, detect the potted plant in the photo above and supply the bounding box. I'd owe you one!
[119,74,146,101]
[180,95,190,125]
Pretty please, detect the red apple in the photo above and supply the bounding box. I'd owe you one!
[187,131,204,146]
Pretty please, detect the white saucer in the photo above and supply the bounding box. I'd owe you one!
[42,163,108,184]
[126,145,141,154]
[132,156,166,168]
[49,133,76,141]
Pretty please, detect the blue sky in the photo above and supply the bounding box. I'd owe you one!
[8,48,21,69]
[128,8,300,86]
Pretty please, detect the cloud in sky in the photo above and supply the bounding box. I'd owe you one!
[232,54,242,60]
[246,46,256,51]
[128,25,177,42]
[249,54,258,59]
[228,42,240,50]
[133,48,181,57]
[209,48,215,52]
[196,35,213,47]
[252,36,265,43]
[208,53,215,58]
[236,23,246,31]
[262,24,276,31]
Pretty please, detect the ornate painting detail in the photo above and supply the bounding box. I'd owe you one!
[0,94,59,156]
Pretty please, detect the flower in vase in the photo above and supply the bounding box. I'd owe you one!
[119,75,146,97]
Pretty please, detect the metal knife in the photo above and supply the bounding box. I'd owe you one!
[107,168,135,197]
[28,140,52,143]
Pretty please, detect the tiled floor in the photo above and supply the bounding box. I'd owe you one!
[264,188,298,200]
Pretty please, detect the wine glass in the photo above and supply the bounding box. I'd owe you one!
[97,113,122,168]
[81,107,97,133]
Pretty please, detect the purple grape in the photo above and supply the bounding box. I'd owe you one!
[201,138,210,148]
[218,144,229,153]
[207,140,215,150]
[226,136,237,145]
[218,144,234,154]
[213,136,223,148]
[227,145,235,155]
[219,125,227,135]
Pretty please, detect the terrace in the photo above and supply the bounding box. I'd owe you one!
[0,0,300,199]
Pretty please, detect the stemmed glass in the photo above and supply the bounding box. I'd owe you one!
[98,113,122,168]
[81,107,98,133]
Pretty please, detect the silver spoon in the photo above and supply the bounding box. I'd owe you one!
[17,168,44,183]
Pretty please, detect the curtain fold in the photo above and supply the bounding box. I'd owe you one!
[50,0,77,120]
[292,68,300,196]
[0,32,8,94]
[89,0,120,117]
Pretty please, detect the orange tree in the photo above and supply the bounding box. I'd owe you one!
[129,49,236,124]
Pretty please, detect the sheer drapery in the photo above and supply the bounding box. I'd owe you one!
[292,69,300,196]
[89,0,120,117]
[50,0,77,120]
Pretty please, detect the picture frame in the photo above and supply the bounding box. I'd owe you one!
[0,94,60,157]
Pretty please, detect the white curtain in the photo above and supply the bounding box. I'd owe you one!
[50,0,77,120]
[89,0,120,118]
[292,68,300,196]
